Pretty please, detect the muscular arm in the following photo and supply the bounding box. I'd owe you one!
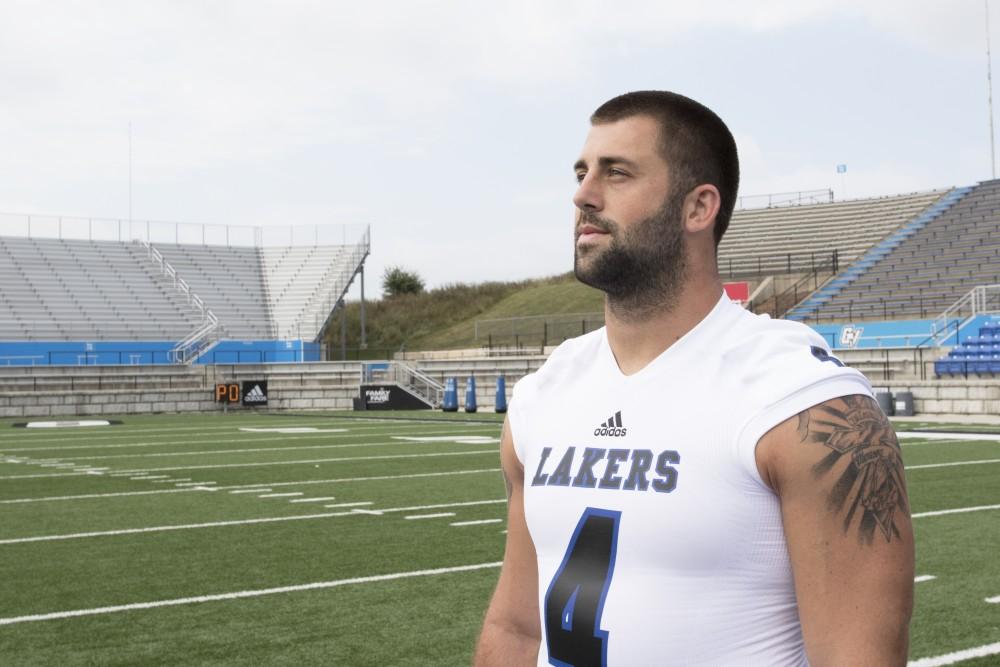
[474,418,540,666]
[757,395,914,666]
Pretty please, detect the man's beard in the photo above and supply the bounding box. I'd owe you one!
[573,189,687,320]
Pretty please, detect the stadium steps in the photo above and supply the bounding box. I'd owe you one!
[785,186,972,321]
[801,179,1000,322]
[719,189,948,279]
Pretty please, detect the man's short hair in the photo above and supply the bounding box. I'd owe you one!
[591,90,740,246]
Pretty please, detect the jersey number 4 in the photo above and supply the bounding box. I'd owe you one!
[543,507,621,667]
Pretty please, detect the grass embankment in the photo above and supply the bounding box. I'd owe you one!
[327,273,604,355]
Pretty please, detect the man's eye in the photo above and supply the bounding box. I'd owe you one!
[575,171,586,183]
[609,168,627,177]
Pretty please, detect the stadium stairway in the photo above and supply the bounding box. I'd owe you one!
[785,186,973,321]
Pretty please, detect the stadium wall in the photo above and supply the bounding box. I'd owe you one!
[3,356,998,418]
[880,380,1000,416]
[0,362,361,418]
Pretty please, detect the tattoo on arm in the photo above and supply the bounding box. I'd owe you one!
[797,395,909,545]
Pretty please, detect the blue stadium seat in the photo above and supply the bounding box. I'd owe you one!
[990,357,1000,374]
[972,355,992,374]
[935,358,965,375]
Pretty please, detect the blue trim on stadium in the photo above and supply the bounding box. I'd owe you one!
[787,186,974,321]
[0,339,319,366]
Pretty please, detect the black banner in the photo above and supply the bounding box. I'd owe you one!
[359,384,430,410]
[241,381,269,407]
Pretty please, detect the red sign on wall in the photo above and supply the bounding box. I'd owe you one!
[723,281,750,303]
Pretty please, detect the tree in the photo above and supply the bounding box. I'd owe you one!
[382,266,425,297]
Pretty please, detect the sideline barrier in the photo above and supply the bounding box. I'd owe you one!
[442,378,459,412]
[465,376,477,413]
[495,376,507,414]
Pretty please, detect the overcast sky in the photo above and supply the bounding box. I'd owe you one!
[1,1,997,296]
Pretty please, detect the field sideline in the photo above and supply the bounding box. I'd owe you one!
[0,411,998,666]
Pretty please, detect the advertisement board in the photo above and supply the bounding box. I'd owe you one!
[241,381,269,407]
[359,384,430,410]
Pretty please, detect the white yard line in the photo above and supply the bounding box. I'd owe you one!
[0,489,206,504]
[451,519,503,527]
[383,499,505,513]
[54,434,499,461]
[986,595,1000,604]
[0,420,441,444]
[905,459,1000,470]
[897,431,1000,442]
[912,504,1000,518]
[0,450,498,480]
[0,422,336,441]
[217,468,501,491]
[908,642,1000,667]
[0,469,500,504]
[323,502,373,509]
[0,512,363,545]
[0,499,507,545]
[258,492,304,498]
[405,513,456,520]
[0,561,504,626]
[174,481,216,487]
[137,450,497,473]
[914,575,936,583]
[900,439,985,447]
[0,425,497,452]
[288,497,337,503]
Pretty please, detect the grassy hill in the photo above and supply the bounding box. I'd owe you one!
[326,273,605,356]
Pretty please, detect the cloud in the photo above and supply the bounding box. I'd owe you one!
[0,1,994,289]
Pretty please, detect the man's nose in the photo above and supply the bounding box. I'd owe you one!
[573,173,603,212]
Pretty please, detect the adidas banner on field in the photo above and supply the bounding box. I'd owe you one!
[241,381,269,407]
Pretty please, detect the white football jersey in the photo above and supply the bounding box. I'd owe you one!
[508,294,872,667]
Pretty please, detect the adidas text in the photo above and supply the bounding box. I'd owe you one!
[594,411,626,437]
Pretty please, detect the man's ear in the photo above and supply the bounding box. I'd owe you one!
[683,184,721,236]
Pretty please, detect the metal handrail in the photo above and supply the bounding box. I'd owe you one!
[138,239,220,363]
[389,361,444,407]
[287,226,371,340]
[931,285,1000,345]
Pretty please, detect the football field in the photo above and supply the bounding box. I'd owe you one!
[0,412,998,666]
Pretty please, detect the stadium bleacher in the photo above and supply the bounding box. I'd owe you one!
[719,189,947,277]
[795,179,1000,322]
[0,222,369,364]
[935,322,1000,377]
[0,236,198,341]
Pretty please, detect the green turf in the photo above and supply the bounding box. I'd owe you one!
[0,413,998,665]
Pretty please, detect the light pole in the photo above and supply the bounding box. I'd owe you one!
[988,0,997,178]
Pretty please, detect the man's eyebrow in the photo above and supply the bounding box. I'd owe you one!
[573,156,640,171]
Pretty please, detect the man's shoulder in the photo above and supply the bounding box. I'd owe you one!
[719,307,830,359]
[716,308,870,399]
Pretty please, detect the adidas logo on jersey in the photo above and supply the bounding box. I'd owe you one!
[594,411,626,437]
